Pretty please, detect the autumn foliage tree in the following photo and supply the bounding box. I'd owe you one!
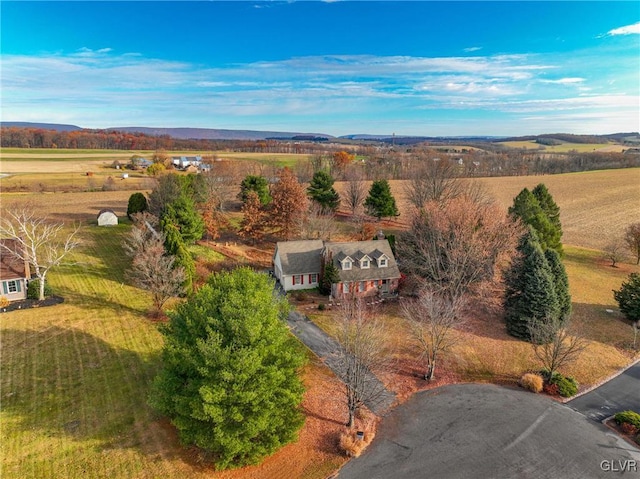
[238,191,267,244]
[269,167,308,240]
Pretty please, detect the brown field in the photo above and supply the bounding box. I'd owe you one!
[334,168,640,251]
[498,140,628,153]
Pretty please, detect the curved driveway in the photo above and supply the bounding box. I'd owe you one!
[337,384,639,479]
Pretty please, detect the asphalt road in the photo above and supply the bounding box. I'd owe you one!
[337,384,640,479]
[568,360,640,423]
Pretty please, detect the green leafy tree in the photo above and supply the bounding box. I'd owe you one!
[149,268,306,469]
[614,273,640,323]
[509,188,561,254]
[161,217,196,294]
[504,230,559,341]
[163,194,204,245]
[307,170,340,212]
[239,175,271,206]
[127,192,148,220]
[364,179,399,219]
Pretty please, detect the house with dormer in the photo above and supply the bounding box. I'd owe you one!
[273,239,400,298]
[0,239,31,302]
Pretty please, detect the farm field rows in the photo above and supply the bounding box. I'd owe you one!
[497,140,628,153]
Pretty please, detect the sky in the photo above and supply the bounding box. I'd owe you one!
[1,1,639,137]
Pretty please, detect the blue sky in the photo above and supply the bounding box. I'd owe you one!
[2,1,639,136]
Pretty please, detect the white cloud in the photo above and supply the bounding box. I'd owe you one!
[540,77,585,85]
[607,22,640,36]
[463,47,482,53]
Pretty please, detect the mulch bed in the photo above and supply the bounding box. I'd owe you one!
[0,295,64,313]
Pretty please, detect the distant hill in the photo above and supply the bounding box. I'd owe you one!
[1,121,82,132]
[108,126,335,141]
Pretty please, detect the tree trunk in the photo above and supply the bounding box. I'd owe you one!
[347,408,355,428]
[39,274,46,301]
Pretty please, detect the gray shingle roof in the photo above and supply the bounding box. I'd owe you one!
[275,240,323,275]
[325,240,400,283]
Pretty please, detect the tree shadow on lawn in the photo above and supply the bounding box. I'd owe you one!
[1,326,168,457]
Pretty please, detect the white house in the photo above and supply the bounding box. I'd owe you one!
[97,209,118,226]
[273,240,323,291]
[0,239,30,302]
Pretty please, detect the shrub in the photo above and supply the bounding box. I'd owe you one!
[520,373,544,393]
[27,280,52,300]
[614,410,640,429]
[318,303,326,311]
[543,382,559,396]
[0,296,9,308]
[550,374,578,398]
[620,422,639,436]
[295,291,308,302]
[338,429,375,458]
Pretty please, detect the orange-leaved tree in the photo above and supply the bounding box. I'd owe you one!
[269,167,308,240]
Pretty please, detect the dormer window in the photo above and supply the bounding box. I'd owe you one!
[378,256,388,267]
[361,259,370,269]
[342,259,352,270]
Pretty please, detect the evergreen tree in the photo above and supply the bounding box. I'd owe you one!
[532,184,563,254]
[163,194,205,245]
[127,192,148,220]
[614,273,640,323]
[307,170,340,212]
[545,248,572,322]
[239,175,271,206]
[161,217,195,294]
[320,259,340,295]
[508,188,561,254]
[504,230,559,341]
[364,179,399,219]
[149,268,306,469]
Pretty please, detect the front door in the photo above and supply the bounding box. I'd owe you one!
[381,279,389,293]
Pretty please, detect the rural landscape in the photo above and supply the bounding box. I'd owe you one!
[1,125,639,478]
[2,1,639,478]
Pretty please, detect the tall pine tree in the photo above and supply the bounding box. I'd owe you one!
[509,187,562,255]
[544,248,571,323]
[307,170,340,212]
[532,184,563,255]
[504,229,559,341]
[365,179,399,219]
[161,217,196,294]
[148,268,306,469]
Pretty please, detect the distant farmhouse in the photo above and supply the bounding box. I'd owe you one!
[171,155,207,171]
[273,239,400,299]
[0,239,30,302]
[97,209,118,226]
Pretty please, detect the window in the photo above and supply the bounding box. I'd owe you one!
[342,282,350,294]
[342,260,352,270]
[378,258,388,267]
[358,281,366,292]
[361,259,370,269]
[292,275,303,285]
[309,273,318,284]
[7,281,18,293]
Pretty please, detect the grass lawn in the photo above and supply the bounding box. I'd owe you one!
[0,224,346,479]
[309,244,640,399]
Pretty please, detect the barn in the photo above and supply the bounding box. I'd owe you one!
[97,209,118,226]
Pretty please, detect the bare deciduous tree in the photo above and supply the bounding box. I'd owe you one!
[603,240,627,268]
[123,214,185,316]
[296,203,338,240]
[333,298,391,428]
[401,290,465,380]
[404,154,463,209]
[398,196,522,300]
[528,318,587,380]
[342,170,368,216]
[624,222,640,265]
[0,207,80,300]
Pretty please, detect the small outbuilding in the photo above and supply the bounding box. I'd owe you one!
[97,209,118,226]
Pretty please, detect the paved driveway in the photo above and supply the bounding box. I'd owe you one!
[568,360,640,423]
[337,384,639,479]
